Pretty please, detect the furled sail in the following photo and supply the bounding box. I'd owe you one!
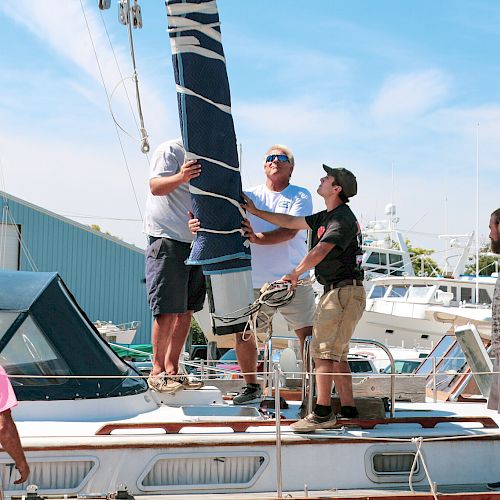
[165,0,253,333]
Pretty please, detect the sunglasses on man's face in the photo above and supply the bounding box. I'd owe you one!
[266,154,289,163]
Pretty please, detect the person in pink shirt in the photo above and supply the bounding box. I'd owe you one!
[0,366,29,485]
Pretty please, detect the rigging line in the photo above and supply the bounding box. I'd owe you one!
[125,1,150,154]
[99,11,141,137]
[57,213,142,222]
[100,11,150,163]
[6,208,38,271]
[0,163,37,271]
[79,0,143,221]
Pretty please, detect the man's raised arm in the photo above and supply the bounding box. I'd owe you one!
[241,194,309,230]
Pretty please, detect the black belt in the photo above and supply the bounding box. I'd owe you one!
[323,279,363,293]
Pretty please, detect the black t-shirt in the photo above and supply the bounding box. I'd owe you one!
[305,204,364,285]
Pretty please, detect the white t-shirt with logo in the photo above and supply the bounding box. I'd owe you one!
[143,138,194,243]
[245,184,313,288]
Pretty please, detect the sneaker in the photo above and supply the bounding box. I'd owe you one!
[233,384,262,405]
[290,412,338,433]
[487,481,500,491]
[147,372,183,393]
[177,374,204,390]
[338,406,359,419]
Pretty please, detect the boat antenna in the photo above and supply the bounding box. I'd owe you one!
[475,122,480,302]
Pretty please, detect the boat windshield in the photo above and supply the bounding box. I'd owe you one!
[0,315,70,386]
[368,285,388,299]
[388,285,409,298]
[407,285,434,301]
[0,311,17,337]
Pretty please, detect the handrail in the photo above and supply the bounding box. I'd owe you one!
[351,338,396,418]
[94,415,497,435]
[303,337,396,418]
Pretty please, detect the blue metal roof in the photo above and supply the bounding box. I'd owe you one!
[1,192,152,343]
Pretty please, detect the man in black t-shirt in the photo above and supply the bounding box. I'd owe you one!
[242,164,366,432]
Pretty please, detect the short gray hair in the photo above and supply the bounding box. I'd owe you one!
[265,144,295,168]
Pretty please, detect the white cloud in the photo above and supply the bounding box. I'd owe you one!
[371,70,450,123]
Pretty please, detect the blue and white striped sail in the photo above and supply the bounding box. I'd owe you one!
[166,0,251,275]
[165,0,253,333]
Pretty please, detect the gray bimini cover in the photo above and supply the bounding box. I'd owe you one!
[0,270,147,401]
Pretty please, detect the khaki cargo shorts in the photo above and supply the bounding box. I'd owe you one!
[311,285,366,362]
[253,284,315,334]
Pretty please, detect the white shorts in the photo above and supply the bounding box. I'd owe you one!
[253,284,315,333]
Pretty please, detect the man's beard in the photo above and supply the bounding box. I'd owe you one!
[491,237,500,255]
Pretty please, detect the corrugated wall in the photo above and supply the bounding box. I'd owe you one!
[1,192,152,344]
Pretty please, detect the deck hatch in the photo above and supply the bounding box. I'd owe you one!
[0,456,98,494]
[365,445,424,483]
[138,451,269,492]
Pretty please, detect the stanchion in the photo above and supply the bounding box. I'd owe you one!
[274,366,283,499]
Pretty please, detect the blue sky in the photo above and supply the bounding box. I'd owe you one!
[0,1,499,265]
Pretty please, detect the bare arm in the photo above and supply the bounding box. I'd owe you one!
[0,410,29,484]
[241,194,309,230]
[190,214,300,245]
[241,219,298,245]
[150,159,201,196]
[283,241,335,288]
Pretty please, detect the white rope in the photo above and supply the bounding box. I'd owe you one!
[409,437,438,499]
[170,40,226,63]
[185,151,239,172]
[167,17,222,42]
[197,227,243,236]
[189,185,246,218]
[175,83,231,113]
[166,0,218,15]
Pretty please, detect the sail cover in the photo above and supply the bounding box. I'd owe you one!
[165,0,251,275]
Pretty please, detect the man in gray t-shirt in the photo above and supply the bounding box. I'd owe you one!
[144,138,206,393]
[486,208,500,491]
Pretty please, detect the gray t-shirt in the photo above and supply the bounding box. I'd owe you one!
[492,274,500,356]
[143,139,194,243]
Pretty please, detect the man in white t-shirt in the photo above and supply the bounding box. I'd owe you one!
[144,138,206,393]
[190,144,315,404]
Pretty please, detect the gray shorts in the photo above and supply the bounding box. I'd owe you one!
[254,284,315,332]
[145,237,206,316]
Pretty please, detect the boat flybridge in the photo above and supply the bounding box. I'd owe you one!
[356,275,495,350]
[1,270,500,499]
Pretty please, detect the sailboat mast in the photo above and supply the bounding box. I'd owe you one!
[475,122,479,303]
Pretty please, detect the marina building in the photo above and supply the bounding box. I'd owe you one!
[0,191,152,343]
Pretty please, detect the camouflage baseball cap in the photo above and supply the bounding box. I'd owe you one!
[322,164,357,198]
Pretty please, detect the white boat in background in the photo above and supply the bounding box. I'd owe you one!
[356,274,495,349]
[360,203,415,281]
[94,320,140,344]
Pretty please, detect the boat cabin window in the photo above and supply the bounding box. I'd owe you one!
[425,342,466,391]
[407,285,432,300]
[416,336,454,375]
[389,254,404,267]
[369,285,387,299]
[366,252,387,266]
[388,285,408,298]
[478,288,491,305]
[0,315,70,386]
[0,312,18,337]
[460,287,472,303]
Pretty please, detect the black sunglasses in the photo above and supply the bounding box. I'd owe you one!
[266,154,289,163]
